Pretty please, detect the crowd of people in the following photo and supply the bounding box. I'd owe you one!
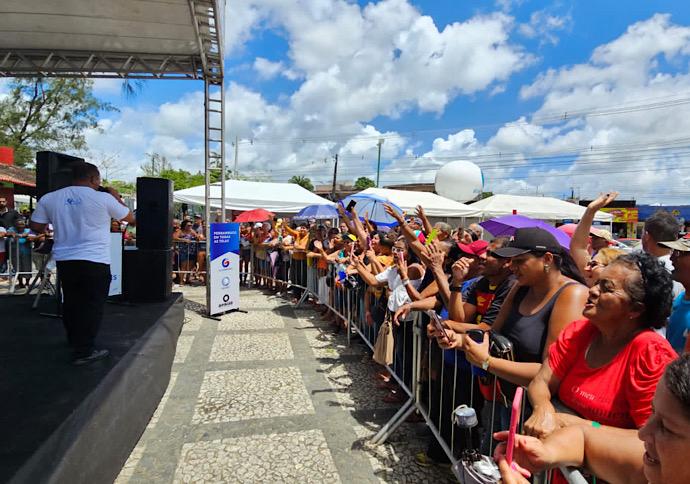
[238,192,690,484]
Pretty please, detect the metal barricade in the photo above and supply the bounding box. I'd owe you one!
[235,249,588,483]
[172,240,207,285]
[0,242,41,295]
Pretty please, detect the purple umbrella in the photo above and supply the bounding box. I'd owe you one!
[480,215,572,250]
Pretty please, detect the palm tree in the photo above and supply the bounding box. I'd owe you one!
[288,175,314,191]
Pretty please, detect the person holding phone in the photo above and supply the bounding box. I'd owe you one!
[354,238,424,402]
[418,238,516,465]
[495,354,690,484]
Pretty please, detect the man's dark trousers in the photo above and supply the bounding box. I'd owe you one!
[57,260,111,356]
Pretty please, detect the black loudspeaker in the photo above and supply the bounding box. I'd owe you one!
[36,151,85,198]
[136,177,173,250]
[123,248,172,301]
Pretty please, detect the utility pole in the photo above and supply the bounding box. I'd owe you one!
[375,138,384,187]
[331,153,339,200]
[233,135,239,179]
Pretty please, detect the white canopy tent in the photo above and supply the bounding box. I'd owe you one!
[174,179,334,213]
[467,194,613,222]
[360,187,479,217]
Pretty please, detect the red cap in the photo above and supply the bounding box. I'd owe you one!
[457,240,489,257]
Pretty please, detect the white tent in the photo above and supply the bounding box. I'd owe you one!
[467,194,613,222]
[360,187,479,217]
[174,180,334,213]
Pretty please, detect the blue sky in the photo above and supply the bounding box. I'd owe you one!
[82,0,690,203]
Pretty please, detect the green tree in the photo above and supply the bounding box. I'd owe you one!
[159,168,205,190]
[354,176,376,190]
[288,175,314,191]
[0,78,114,166]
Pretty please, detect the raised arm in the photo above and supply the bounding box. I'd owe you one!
[570,192,618,273]
[384,204,426,257]
[415,205,433,236]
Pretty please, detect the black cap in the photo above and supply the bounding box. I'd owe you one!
[493,227,562,258]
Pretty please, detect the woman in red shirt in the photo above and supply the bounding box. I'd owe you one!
[525,252,677,437]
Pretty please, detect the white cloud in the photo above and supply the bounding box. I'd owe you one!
[381,14,690,203]
[518,9,571,46]
[253,57,284,79]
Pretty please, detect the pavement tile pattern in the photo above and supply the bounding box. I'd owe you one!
[116,287,447,483]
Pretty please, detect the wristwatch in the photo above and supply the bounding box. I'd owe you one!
[449,285,463,292]
[481,356,491,371]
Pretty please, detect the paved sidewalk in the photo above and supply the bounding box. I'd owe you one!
[115,287,454,483]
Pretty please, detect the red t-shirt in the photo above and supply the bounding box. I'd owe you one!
[549,319,676,428]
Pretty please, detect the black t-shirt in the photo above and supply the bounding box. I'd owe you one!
[465,275,516,326]
[0,209,20,229]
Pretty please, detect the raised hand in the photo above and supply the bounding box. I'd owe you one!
[451,257,473,283]
[384,203,403,223]
[587,191,619,211]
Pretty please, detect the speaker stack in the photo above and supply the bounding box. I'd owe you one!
[122,177,173,302]
[36,151,85,198]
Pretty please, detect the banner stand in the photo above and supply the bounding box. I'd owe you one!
[208,222,241,316]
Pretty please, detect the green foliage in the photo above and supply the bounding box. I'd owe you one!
[288,175,314,191]
[0,78,115,166]
[159,168,205,190]
[354,176,376,189]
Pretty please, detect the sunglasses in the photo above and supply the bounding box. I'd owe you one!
[586,259,604,268]
[673,249,690,258]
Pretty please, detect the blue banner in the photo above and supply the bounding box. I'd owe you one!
[209,223,240,314]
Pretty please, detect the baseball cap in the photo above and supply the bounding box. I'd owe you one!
[590,227,613,241]
[253,222,262,229]
[457,240,489,257]
[659,238,690,252]
[493,227,562,258]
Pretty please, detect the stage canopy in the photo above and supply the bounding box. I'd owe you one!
[174,180,334,213]
[360,187,479,218]
[468,194,613,222]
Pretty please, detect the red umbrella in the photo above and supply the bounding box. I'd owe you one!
[233,208,274,223]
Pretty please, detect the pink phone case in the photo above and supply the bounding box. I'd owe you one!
[506,387,524,465]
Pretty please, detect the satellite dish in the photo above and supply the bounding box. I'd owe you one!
[434,160,484,203]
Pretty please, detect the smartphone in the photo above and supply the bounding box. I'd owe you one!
[346,200,357,212]
[506,387,524,465]
[466,328,484,344]
[366,236,372,250]
[426,310,450,340]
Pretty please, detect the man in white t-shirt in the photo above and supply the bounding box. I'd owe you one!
[30,162,135,365]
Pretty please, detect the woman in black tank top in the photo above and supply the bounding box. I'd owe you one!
[442,228,589,388]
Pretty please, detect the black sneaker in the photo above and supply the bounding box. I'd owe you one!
[73,349,110,366]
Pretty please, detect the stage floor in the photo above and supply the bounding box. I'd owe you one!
[0,293,182,482]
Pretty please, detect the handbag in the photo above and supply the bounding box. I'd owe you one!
[372,314,394,366]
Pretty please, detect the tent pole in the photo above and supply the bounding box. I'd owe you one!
[204,79,212,314]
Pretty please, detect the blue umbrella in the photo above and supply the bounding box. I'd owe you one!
[293,204,339,220]
[340,193,404,229]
